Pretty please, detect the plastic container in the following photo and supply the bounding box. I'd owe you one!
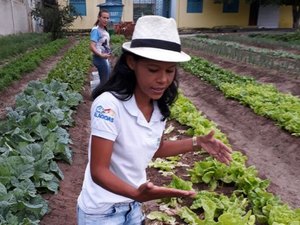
[90,79,100,91]
[97,0,124,24]
[91,71,100,91]
[91,71,99,81]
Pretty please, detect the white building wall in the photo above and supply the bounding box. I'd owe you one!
[13,0,31,33]
[169,0,177,20]
[257,5,280,28]
[0,0,15,35]
[0,0,32,36]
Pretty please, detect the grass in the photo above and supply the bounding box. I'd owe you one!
[0,32,52,64]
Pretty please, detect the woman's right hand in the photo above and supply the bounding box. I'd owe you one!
[134,181,196,202]
[99,53,111,59]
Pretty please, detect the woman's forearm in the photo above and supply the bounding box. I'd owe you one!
[154,137,195,158]
[91,167,139,199]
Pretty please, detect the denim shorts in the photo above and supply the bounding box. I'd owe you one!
[77,201,145,225]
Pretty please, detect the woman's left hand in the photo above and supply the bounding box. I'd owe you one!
[197,130,232,165]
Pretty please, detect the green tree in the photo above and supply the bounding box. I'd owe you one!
[31,0,79,40]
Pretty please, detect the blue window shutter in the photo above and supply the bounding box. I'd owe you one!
[70,0,86,16]
[187,0,203,13]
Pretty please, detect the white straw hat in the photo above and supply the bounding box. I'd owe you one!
[122,15,190,62]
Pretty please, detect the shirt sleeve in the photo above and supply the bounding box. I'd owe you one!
[90,92,120,141]
[90,27,101,43]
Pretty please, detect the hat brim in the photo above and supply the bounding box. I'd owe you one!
[122,42,191,62]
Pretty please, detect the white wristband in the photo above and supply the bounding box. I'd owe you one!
[192,136,197,147]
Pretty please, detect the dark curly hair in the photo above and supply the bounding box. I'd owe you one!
[92,51,179,120]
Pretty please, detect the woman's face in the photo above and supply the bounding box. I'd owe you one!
[98,12,110,27]
[127,56,177,101]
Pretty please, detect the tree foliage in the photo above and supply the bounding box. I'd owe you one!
[31,0,79,40]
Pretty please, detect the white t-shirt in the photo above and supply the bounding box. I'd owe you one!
[90,25,111,55]
[77,92,166,214]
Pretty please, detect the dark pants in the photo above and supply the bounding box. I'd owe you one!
[92,55,111,86]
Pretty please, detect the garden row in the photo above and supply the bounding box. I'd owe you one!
[243,32,300,46]
[146,93,300,225]
[0,33,52,64]
[180,56,300,137]
[0,37,90,224]
[181,34,300,75]
[0,33,126,224]
[146,33,300,224]
[0,36,68,92]
[0,33,299,224]
[207,32,300,51]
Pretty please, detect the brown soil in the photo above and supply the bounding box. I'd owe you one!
[1,37,299,225]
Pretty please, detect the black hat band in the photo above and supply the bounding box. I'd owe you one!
[130,39,181,52]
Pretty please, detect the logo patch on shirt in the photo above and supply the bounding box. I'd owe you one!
[94,105,115,122]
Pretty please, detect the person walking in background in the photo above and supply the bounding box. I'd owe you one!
[90,9,112,86]
[77,15,232,225]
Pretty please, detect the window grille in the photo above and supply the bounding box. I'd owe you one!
[223,0,239,13]
[70,0,86,16]
[187,0,203,13]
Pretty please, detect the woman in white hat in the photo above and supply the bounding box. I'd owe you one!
[77,15,232,225]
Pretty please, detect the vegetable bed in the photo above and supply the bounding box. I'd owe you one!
[0,33,299,225]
